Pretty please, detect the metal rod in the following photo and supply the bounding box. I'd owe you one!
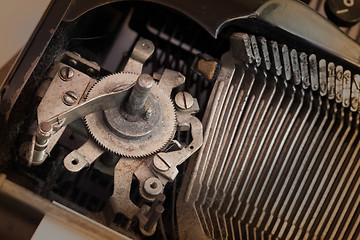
[126,74,155,116]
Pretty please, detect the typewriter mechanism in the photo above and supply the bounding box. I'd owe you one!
[1,0,360,239]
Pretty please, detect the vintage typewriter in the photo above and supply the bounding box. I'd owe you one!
[0,0,360,239]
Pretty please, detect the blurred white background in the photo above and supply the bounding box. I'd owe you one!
[0,0,51,68]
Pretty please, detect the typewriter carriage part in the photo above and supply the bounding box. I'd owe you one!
[1,0,360,239]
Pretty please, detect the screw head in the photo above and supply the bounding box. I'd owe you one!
[69,59,77,66]
[153,155,169,172]
[143,177,163,196]
[59,67,74,81]
[62,91,78,106]
[174,92,194,110]
[141,42,150,50]
[87,68,96,75]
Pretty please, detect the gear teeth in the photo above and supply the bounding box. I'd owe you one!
[83,72,178,158]
[84,72,138,100]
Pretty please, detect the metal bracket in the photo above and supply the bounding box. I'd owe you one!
[123,39,155,74]
[152,101,203,182]
[64,138,104,172]
[26,39,154,166]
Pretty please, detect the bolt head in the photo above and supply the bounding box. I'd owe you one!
[144,177,163,196]
[174,92,194,110]
[59,67,74,81]
[69,59,77,66]
[153,155,169,172]
[62,91,78,106]
[141,43,150,50]
[87,68,96,75]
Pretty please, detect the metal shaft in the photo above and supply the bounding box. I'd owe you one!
[36,122,52,145]
[126,74,155,116]
[144,205,164,232]
[146,193,166,218]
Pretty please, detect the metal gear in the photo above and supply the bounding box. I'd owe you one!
[84,72,177,158]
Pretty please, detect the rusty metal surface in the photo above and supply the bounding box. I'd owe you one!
[177,34,360,239]
[84,72,177,158]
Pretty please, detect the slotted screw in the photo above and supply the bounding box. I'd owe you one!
[62,91,78,106]
[175,92,194,110]
[59,66,74,81]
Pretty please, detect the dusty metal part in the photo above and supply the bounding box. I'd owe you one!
[177,52,236,240]
[336,65,344,103]
[37,63,95,123]
[104,96,161,140]
[343,70,351,108]
[351,74,360,112]
[84,72,177,158]
[143,177,163,196]
[132,158,163,202]
[137,194,165,237]
[24,62,97,165]
[37,122,52,144]
[231,32,360,112]
[26,39,157,165]
[30,122,53,166]
[107,152,184,235]
[64,138,105,172]
[144,108,152,121]
[143,205,164,234]
[62,91,78,106]
[125,74,155,117]
[178,32,360,240]
[105,157,146,221]
[106,89,202,226]
[25,82,134,165]
[319,59,327,96]
[151,102,203,182]
[309,54,319,91]
[133,103,203,191]
[21,36,204,238]
[62,51,101,78]
[328,62,336,99]
[59,66,74,81]
[25,74,133,165]
[174,92,194,110]
[122,39,155,74]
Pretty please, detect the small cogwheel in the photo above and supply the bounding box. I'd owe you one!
[84,72,177,158]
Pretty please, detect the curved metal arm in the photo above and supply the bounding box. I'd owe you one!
[152,110,204,181]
